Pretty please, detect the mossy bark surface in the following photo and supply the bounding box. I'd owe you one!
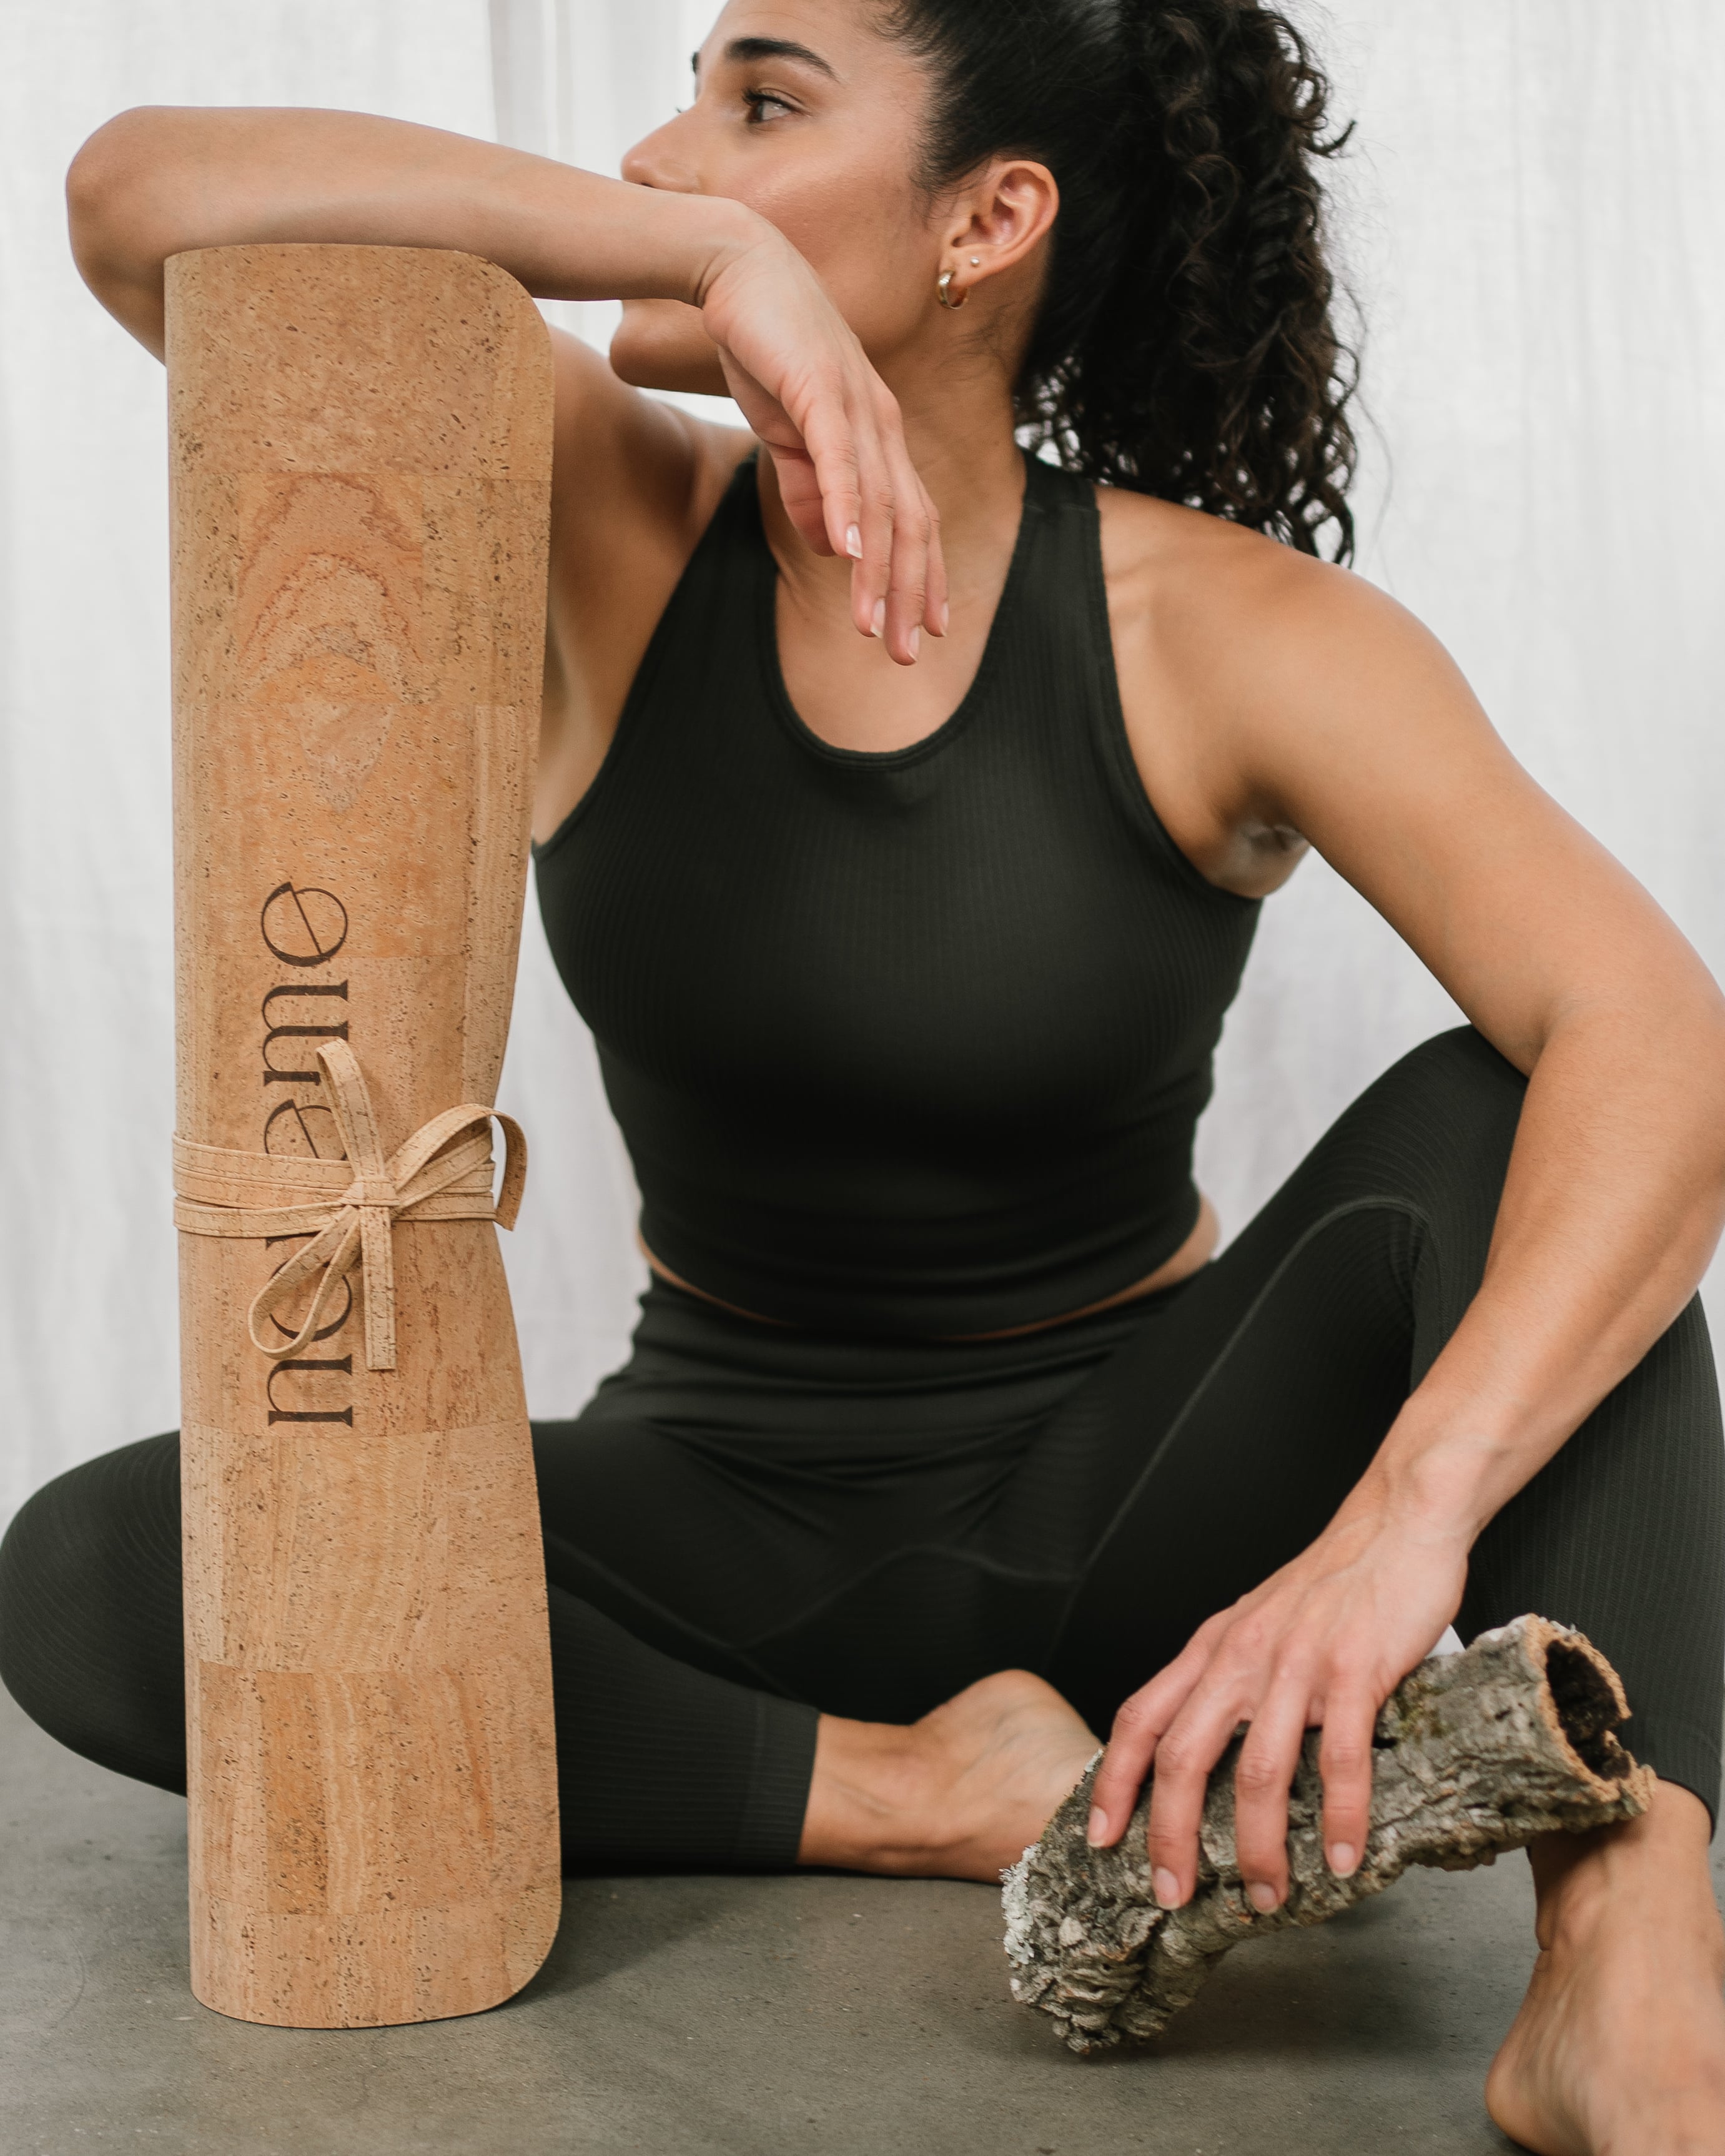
[1003,1615,1653,2055]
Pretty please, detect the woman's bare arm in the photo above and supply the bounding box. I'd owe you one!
[1092,523,1725,1909]
[69,106,754,360]
[1230,556,1725,1475]
[67,106,944,671]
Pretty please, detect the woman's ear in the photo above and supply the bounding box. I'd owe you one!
[941,159,1060,290]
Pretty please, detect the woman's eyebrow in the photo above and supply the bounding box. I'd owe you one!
[693,36,840,83]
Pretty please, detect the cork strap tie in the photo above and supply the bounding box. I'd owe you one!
[173,1038,526,1371]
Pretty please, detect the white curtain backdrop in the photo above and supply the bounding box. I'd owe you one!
[2,2,1720,1530]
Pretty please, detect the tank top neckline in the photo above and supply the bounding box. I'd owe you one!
[537,445,1253,914]
[532,437,1265,1335]
[749,448,1043,773]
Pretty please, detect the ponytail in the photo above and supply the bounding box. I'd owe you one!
[885,0,1359,560]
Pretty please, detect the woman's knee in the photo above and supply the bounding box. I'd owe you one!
[1367,1026,1526,1144]
[0,1434,187,1791]
[1241,1027,1526,1362]
[1317,1027,1527,1229]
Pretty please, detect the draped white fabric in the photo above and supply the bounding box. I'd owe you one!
[2,1,1719,1528]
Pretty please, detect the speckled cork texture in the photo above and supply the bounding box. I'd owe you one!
[166,245,559,2029]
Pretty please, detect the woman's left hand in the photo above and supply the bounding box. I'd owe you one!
[1084,1508,1471,1910]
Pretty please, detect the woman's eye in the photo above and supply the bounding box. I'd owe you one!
[742,89,796,125]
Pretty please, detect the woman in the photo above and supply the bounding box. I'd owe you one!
[3,1,1723,2146]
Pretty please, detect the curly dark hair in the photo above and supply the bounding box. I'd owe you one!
[884,0,1359,561]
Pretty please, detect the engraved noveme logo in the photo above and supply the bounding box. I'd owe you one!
[259,880,355,1427]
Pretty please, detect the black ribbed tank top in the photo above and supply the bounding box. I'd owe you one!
[534,452,1260,1336]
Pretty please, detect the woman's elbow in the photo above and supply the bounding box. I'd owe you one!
[66,109,193,345]
[67,108,163,248]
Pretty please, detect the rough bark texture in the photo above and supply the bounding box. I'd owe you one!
[1004,1616,1653,2054]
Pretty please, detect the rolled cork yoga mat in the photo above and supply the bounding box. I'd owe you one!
[166,244,560,2027]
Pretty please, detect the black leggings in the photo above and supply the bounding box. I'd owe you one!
[4,1029,1723,1869]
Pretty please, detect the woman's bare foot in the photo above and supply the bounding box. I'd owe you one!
[797,1670,1098,1882]
[1485,1781,1725,2154]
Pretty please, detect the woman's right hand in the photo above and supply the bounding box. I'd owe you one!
[696,227,946,666]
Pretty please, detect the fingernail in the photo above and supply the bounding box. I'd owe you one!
[1247,1881,1280,1914]
[1085,1807,1107,1847]
[871,600,885,638]
[939,601,950,635]
[1328,1842,1358,1877]
[1152,1868,1182,1909]
[846,525,862,560]
[907,627,920,659]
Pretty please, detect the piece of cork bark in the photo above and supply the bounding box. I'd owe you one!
[167,244,559,2028]
[1004,1615,1654,2054]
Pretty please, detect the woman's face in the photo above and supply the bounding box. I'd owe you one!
[611,0,945,393]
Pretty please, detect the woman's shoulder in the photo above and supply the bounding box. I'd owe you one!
[535,330,756,840]
[1094,484,1466,899]
[548,327,754,565]
[1095,482,1390,654]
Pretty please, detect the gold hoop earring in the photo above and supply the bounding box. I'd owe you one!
[936,269,967,312]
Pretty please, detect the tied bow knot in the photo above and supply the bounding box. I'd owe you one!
[173,1038,525,1372]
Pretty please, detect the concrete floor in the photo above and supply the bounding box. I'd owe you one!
[7,1690,1715,2156]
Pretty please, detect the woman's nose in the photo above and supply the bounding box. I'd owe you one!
[620,116,702,193]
